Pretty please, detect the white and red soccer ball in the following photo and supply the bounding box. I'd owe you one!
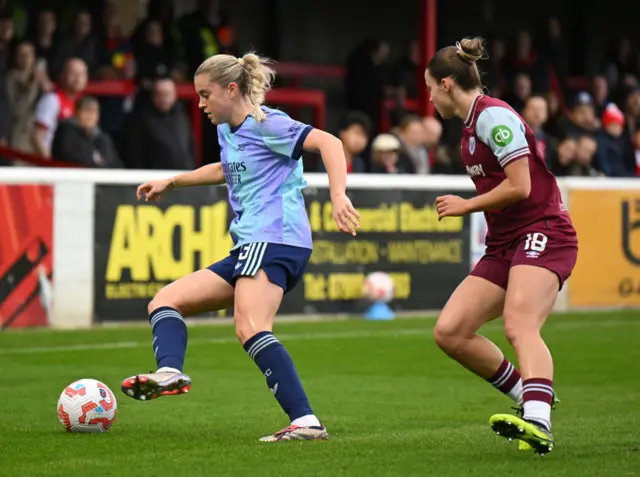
[362,271,395,303]
[57,379,117,433]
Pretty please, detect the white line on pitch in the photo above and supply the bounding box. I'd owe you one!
[0,317,637,355]
[0,328,427,355]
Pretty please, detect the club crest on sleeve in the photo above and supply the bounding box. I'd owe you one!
[288,123,302,138]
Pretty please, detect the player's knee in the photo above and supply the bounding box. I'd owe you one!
[148,287,181,316]
[233,316,265,344]
[233,306,273,344]
[502,312,541,346]
[233,304,256,343]
[502,319,516,345]
[433,318,466,353]
[233,318,253,344]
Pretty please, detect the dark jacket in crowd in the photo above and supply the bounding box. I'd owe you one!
[121,103,195,170]
[52,118,122,168]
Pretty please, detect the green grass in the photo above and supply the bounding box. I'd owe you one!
[1,311,639,476]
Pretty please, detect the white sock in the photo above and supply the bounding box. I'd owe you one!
[523,401,551,430]
[156,366,181,374]
[508,379,523,405]
[489,360,523,404]
[291,414,321,428]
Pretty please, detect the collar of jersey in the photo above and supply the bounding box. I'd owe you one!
[230,114,254,134]
[464,94,484,128]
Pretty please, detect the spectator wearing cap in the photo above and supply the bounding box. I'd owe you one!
[370,133,404,174]
[594,103,636,177]
[559,91,599,139]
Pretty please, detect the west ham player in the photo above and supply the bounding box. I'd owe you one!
[424,38,578,454]
[121,52,360,442]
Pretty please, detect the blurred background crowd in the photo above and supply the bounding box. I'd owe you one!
[0,0,639,178]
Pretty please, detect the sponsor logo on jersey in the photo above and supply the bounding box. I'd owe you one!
[491,125,513,147]
[465,164,486,178]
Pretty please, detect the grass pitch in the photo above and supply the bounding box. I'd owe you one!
[1,311,639,476]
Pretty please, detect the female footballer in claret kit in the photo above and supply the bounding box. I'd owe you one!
[424,38,578,455]
[121,52,360,442]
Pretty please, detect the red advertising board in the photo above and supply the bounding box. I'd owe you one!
[0,185,54,329]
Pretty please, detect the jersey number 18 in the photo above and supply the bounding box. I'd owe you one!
[523,232,548,252]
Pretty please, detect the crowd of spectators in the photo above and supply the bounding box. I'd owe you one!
[0,0,233,169]
[0,1,638,177]
[344,25,640,177]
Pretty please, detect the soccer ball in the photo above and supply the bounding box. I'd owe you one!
[363,271,395,303]
[57,379,117,433]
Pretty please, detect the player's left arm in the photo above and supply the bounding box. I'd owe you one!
[466,107,531,212]
[302,129,347,198]
[303,129,361,235]
[437,107,531,219]
[262,113,347,198]
[263,114,360,235]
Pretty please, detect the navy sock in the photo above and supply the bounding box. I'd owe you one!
[244,331,313,421]
[149,306,188,371]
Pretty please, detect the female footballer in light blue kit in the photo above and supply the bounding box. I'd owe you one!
[121,52,360,442]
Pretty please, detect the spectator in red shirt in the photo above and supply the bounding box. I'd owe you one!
[32,57,87,158]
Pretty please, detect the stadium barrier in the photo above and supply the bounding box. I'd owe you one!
[0,168,638,329]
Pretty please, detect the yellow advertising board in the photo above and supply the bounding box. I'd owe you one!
[568,189,640,307]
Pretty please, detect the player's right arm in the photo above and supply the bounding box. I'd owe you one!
[137,163,225,201]
[170,162,226,188]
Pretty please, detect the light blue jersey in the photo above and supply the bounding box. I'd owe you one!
[217,107,313,250]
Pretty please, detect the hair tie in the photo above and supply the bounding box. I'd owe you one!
[237,58,245,66]
[455,41,463,55]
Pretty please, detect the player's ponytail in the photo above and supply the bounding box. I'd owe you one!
[239,52,276,122]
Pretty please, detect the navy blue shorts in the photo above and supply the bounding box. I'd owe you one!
[207,242,312,293]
